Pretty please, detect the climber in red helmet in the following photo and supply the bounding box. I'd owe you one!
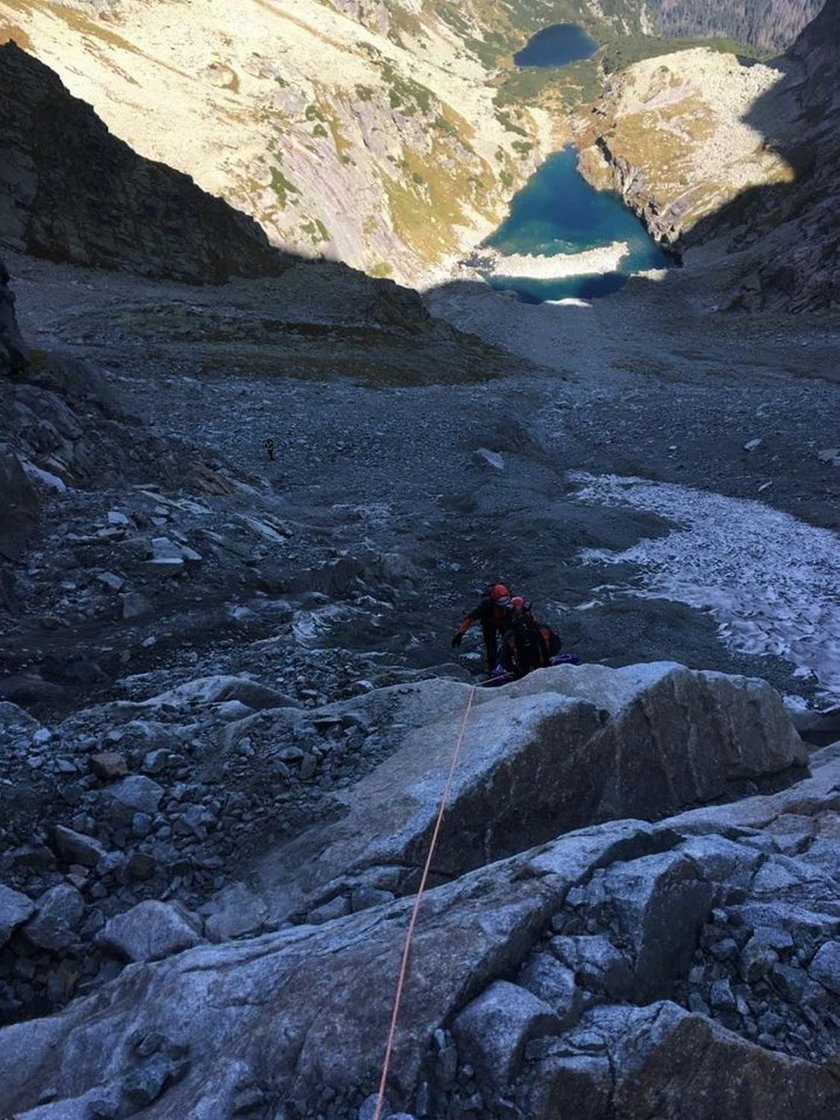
[451,582,515,675]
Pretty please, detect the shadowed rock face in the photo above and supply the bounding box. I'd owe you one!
[790,0,840,79]
[649,0,823,52]
[2,252,152,599]
[0,255,27,375]
[698,0,840,312]
[0,451,39,565]
[725,0,840,311]
[0,257,38,568]
[0,42,288,283]
[0,253,232,590]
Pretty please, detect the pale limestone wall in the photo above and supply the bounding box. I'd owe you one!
[0,0,547,285]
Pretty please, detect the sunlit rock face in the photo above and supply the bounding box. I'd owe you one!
[573,48,795,250]
[573,0,840,311]
[0,0,832,291]
[0,0,547,285]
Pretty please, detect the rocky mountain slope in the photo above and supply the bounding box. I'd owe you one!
[392,0,819,55]
[648,0,824,51]
[574,47,795,246]
[574,0,840,310]
[0,0,821,288]
[1,1,839,1114]
[2,251,840,1120]
[0,43,288,283]
[1,213,838,1114]
[1,252,208,601]
[0,0,551,284]
[715,0,840,310]
[3,660,840,1119]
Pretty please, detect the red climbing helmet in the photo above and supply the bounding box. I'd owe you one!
[490,583,511,603]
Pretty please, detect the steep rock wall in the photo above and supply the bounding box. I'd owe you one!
[574,48,794,249]
[574,0,840,310]
[0,254,27,376]
[0,43,287,283]
[0,0,547,285]
[724,0,840,310]
[0,257,39,573]
[648,0,824,52]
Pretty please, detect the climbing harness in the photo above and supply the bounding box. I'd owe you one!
[372,684,478,1120]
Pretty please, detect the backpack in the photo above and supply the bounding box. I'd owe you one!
[506,614,549,676]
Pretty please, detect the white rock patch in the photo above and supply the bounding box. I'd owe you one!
[487,240,630,280]
[571,473,840,705]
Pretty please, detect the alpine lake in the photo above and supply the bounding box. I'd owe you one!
[482,24,672,303]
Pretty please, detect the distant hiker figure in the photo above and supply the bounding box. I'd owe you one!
[452,583,514,675]
[264,438,276,461]
[498,596,552,679]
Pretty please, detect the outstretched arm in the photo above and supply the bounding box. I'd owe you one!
[451,615,474,646]
[452,601,487,646]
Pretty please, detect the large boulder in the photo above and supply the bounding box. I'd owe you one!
[452,980,560,1089]
[51,825,110,868]
[203,882,268,943]
[21,883,84,952]
[0,883,35,948]
[98,901,202,963]
[0,818,653,1119]
[506,662,807,801]
[598,851,714,1000]
[2,742,840,1118]
[519,1001,840,1120]
[256,663,806,923]
[257,682,603,922]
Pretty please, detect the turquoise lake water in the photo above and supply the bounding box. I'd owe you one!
[513,24,597,67]
[482,147,672,303]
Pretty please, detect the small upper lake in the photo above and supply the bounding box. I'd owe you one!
[479,147,672,304]
[513,24,597,68]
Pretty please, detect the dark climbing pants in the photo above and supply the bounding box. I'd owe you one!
[481,622,500,675]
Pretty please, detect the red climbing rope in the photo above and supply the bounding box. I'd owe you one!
[372,684,478,1120]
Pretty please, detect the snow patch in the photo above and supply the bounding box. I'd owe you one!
[570,473,840,705]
